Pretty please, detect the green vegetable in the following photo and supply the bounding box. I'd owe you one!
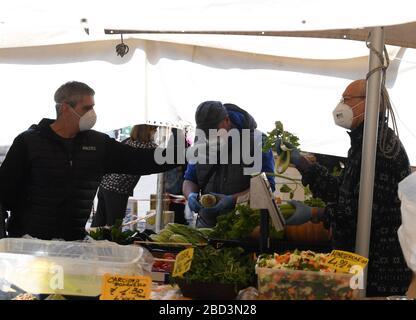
[263,121,300,152]
[88,219,135,244]
[149,234,162,242]
[275,150,291,174]
[200,194,217,208]
[172,246,255,291]
[278,199,326,221]
[156,229,175,242]
[279,184,292,193]
[279,203,296,219]
[148,224,208,244]
[263,121,300,174]
[211,204,284,240]
[168,234,189,243]
[89,228,106,240]
[164,223,207,244]
[211,205,260,240]
[197,228,214,238]
[110,219,136,243]
[304,198,326,208]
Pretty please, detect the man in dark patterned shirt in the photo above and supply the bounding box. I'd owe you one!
[282,79,412,297]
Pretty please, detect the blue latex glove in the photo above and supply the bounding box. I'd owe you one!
[187,192,202,213]
[201,193,236,215]
[285,200,312,225]
[196,193,236,228]
[289,149,302,168]
[285,200,325,225]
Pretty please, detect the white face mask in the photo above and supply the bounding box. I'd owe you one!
[70,108,97,131]
[333,100,364,129]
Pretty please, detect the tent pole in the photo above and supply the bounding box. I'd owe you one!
[155,172,165,233]
[355,27,384,296]
[155,126,171,233]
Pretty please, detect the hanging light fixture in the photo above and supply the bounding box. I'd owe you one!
[116,34,129,58]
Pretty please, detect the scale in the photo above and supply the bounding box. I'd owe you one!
[249,173,286,253]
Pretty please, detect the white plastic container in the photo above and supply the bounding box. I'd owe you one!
[256,266,358,300]
[0,238,153,297]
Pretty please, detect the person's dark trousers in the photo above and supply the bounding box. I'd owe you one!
[91,188,130,227]
[169,202,188,225]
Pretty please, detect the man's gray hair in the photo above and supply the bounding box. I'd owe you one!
[54,81,95,117]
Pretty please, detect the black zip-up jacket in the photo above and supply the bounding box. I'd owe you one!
[0,119,177,240]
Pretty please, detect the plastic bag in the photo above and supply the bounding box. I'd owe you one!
[398,172,416,272]
[150,284,187,300]
[236,287,259,300]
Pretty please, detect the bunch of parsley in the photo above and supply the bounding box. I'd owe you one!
[172,246,255,290]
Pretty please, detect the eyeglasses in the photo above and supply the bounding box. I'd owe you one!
[340,96,366,104]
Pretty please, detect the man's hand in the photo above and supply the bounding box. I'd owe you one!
[276,137,302,166]
[276,137,311,170]
[285,200,325,225]
[196,193,236,228]
[200,193,235,215]
[187,192,202,213]
[285,200,312,225]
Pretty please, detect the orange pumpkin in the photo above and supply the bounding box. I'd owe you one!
[285,222,330,242]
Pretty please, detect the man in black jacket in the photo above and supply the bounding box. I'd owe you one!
[0,81,177,241]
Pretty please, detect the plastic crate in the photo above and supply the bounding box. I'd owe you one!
[0,238,153,297]
[256,266,358,300]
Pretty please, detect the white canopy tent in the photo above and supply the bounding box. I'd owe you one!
[2,0,416,294]
[2,0,416,47]
[1,0,416,159]
[1,36,415,159]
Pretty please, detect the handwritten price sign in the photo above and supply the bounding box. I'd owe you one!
[100,274,152,300]
[324,250,369,273]
[172,248,194,278]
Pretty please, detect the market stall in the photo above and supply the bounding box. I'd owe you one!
[0,168,369,300]
[2,0,416,301]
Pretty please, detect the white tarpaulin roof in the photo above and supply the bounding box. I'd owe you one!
[2,0,416,48]
[1,0,416,163]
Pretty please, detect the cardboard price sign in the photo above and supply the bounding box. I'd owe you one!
[172,248,194,278]
[100,274,152,300]
[325,250,369,273]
